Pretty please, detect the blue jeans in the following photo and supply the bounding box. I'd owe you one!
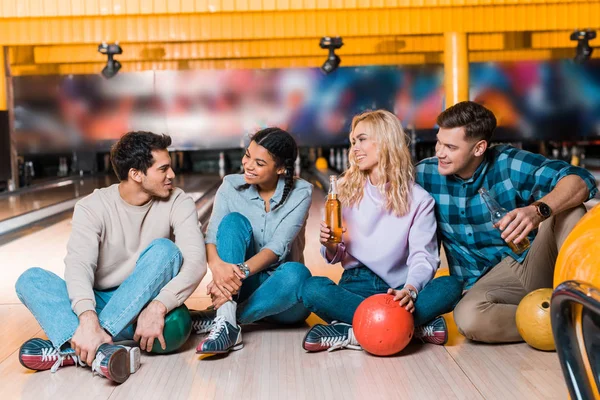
[300,266,463,327]
[15,238,183,349]
[216,212,312,325]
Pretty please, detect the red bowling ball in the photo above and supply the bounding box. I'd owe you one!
[352,294,415,356]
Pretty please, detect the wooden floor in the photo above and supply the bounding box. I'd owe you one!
[0,188,568,400]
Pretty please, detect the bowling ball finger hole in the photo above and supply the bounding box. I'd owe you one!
[542,301,550,309]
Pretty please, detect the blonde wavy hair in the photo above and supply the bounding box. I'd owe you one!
[337,109,414,217]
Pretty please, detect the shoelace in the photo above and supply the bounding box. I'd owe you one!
[40,347,84,373]
[192,317,214,334]
[422,325,435,337]
[206,316,229,341]
[326,328,361,352]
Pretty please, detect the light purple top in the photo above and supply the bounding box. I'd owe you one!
[321,179,439,292]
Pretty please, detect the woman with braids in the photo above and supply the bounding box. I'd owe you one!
[192,127,313,354]
[300,110,463,353]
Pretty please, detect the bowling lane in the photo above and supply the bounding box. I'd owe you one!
[0,174,220,222]
[0,174,222,304]
[0,175,119,222]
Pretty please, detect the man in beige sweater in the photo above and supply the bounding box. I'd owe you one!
[15,131,207,384]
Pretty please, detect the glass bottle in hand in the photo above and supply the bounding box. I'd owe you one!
[479,187,530,254]
[325,175,343,244]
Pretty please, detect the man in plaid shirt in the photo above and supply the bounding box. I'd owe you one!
[416,101,597,343]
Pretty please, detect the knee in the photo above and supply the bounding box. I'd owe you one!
[143,239,182,270]
[279,262,312,283]
[452,301,476,339]
[435,276,463,302]
[15,267,48,296]
[300,276,333,306]
[148,237,179,252]
[275,262,312,295]
[552,204,587,231]
[218,212,251,232]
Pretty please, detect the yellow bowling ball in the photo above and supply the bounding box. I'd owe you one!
[515,288,555,351]
[315,157,328,171]
[554,203,600,289]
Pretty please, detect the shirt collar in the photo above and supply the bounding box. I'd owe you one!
[450,153,490,184]
[246,176,286,204]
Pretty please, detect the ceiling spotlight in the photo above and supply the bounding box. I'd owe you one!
[97,42,123,79]
[320,36,343,74]
[570,29,596,64]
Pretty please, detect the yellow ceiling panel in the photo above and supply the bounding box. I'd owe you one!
[2,4,600,45]
[1,0,597,18]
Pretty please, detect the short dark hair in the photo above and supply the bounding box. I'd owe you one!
[436,101,497,142]
[110,131,172,181]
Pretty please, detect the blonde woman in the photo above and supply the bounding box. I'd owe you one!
[300,110,462,352]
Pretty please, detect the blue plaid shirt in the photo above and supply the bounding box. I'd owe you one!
[416,145,598,289]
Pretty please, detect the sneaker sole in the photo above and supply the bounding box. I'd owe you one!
[107,347,131,384]
[116,345,141,374]
[196,342,244,354]
[302,342,327,352]
[128,347,141,374]
[196,330,244,354]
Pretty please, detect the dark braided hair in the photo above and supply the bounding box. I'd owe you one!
[247,127,298,211]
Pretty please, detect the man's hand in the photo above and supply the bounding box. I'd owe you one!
[387,287,416,313]
[134,301,167,352]
[496,205,543,245]
[207,281,232,309]
[71,311,113,366]
[210,262,245,300]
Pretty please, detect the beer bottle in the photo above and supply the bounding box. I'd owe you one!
[325,175,343,244]
[478,188,530,254]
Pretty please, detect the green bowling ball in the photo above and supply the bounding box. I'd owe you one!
[151,304,192,354]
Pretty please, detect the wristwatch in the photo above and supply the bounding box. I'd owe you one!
[532,201,552,220]
[236,262,250,279]
[406,288,418,301]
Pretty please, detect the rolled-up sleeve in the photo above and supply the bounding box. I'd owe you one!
[508,150,598,202]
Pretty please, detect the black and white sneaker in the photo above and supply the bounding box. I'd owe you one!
[195,316,243,354]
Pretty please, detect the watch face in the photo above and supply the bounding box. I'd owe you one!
[539,203,552,218]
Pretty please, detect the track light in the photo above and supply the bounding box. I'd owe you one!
[97,42,123,79]
[319,36,343,74]
[570,29,596,64]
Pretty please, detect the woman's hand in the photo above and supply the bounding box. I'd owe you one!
[387,287,415,313]
[319,221,346,258]
[209,261,246,300]
[207,281,233,309]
